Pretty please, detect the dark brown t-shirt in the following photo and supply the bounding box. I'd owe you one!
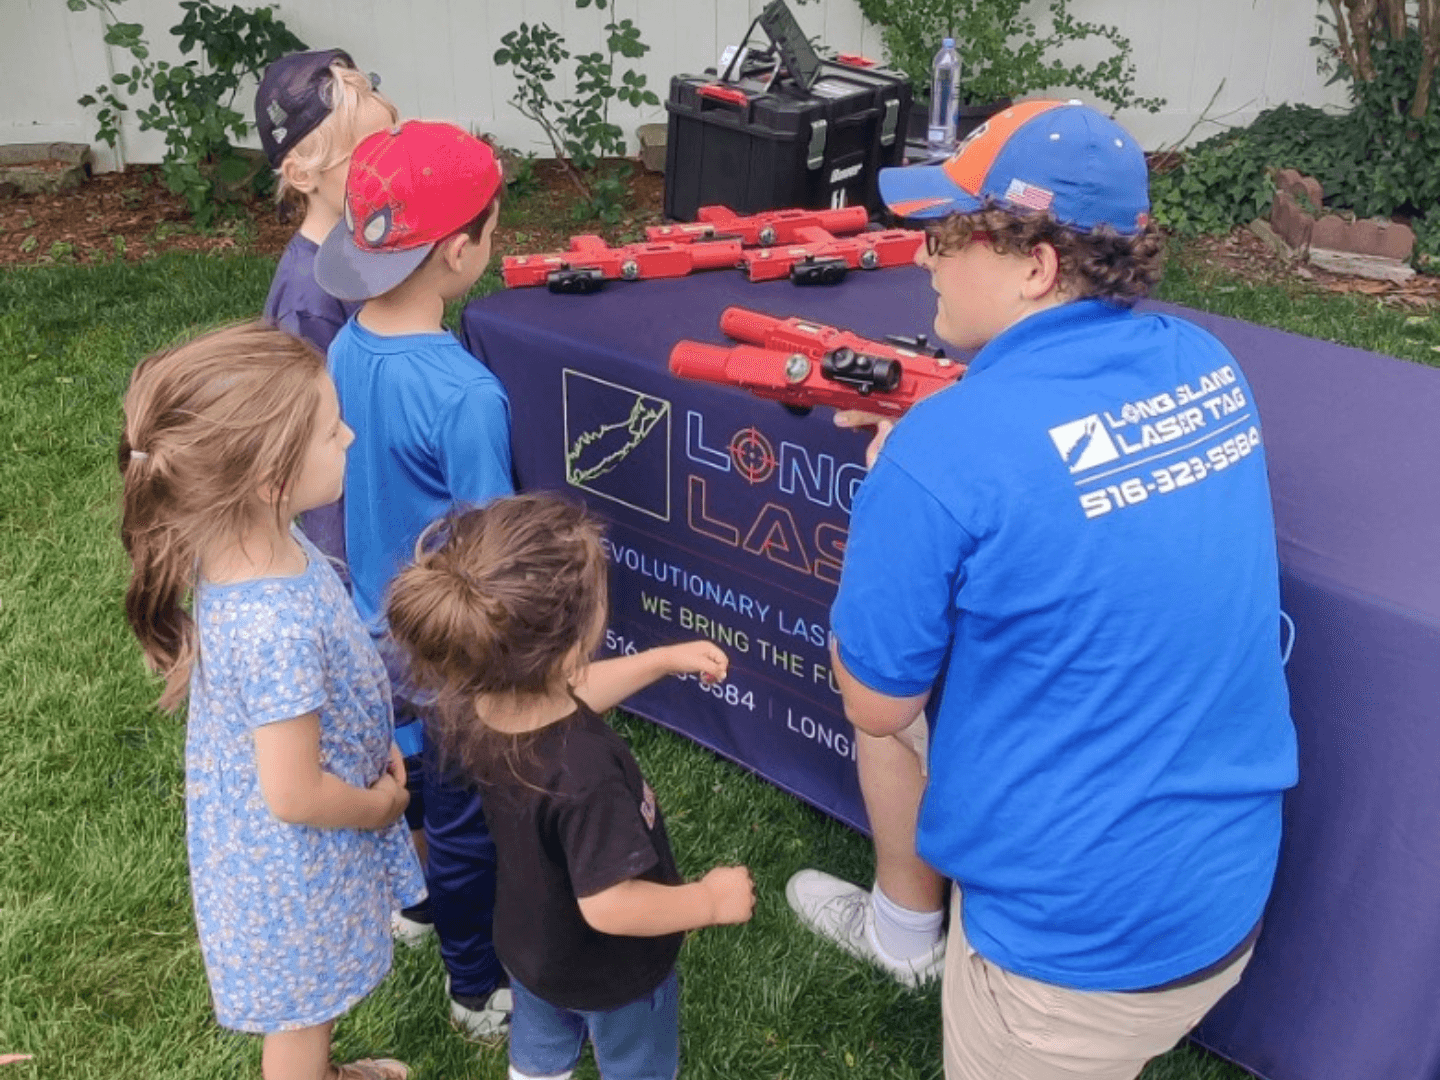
[480,702,684,1011]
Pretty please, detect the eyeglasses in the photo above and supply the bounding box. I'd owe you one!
[924,227,992,258]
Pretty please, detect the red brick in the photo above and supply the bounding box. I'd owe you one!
[1274,168,1323,209]
[1311,215,1414,260]
[1269,190,1314,250]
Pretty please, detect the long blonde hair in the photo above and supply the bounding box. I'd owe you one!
[119,322,325,711]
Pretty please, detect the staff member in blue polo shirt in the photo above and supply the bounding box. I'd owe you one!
[786,100,1298,1080]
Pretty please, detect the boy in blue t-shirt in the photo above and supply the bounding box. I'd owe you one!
[787,101,1297,1080]
[254,48,397,577]
[315,120,514,1038]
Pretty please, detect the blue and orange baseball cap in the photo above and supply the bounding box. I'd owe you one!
[315,121,503,302]
[879,100,1150,234]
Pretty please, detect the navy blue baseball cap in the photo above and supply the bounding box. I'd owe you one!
[255,48,374,167]
[879,100,1151,234]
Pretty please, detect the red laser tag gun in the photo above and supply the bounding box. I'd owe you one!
[740,227,924,284]
[502,235,743,292]
[646,204,870,247]
[669,307,965,416]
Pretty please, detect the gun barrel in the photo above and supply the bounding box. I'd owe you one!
[689,239,745,270]
[718,306,787,346]
[813,205,870,234]
[668,341,736,384]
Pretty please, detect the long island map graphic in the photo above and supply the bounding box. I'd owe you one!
[562,368,672,521]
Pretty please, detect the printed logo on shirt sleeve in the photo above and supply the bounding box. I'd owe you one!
[639,782,656,830]
[1048,365,1261,520]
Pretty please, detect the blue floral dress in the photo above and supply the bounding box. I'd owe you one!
[186,531,425,1033]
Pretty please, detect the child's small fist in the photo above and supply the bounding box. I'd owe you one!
[702,865,755,926]
[667,641,729,684]
[372,772,409,828]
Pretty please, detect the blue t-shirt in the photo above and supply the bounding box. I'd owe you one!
[831,299,1297,991]
[264,232,360,580]
[328,316,514,644]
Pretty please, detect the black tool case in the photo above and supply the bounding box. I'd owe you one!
[663,55,912,221]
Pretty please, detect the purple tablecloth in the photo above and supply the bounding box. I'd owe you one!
[463,269,1440,1080]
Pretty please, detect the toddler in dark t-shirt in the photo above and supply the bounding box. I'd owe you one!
[386,494,755,1080]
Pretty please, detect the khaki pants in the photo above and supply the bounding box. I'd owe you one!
[942,889,1251,1080]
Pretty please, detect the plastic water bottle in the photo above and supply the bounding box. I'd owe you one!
[927,38,961,154]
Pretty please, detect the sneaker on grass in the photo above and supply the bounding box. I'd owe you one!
[332,1060,408,1080]
[447,978,513,1041]
[390,898,435,946]
[785,869,944,989]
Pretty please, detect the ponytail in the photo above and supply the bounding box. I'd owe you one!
[119,436,197,710]
[118,323,325,711]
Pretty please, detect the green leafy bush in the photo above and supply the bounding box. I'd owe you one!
[1148,105,1351,237]
[1149,138,1274,239]
[493,0,659,222]
[853,0,1163,112]
[1151,16,1440,269]
[73,0,306,227]
[1413,209,1440,274]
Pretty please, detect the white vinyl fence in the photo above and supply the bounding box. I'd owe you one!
[6,0,1350,170]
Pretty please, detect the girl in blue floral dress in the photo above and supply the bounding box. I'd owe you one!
[118,322,425,1080]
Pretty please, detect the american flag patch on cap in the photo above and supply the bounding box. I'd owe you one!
[1004,178,1055,211]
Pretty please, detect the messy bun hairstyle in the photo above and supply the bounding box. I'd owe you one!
[386,493,608,783]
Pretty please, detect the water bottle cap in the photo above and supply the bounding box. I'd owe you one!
[942,38,955,47]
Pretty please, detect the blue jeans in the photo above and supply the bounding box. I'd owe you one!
[508,971,679,1080]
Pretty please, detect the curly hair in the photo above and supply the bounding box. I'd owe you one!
[926,204,1165,307]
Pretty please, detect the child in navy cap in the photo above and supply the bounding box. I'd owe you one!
[255,49,397,580]
[788,101,1296,1080]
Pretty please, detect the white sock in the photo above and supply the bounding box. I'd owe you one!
[870,882,944,962]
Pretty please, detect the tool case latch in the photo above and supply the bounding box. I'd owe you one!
[807,119,828,169]
[881,98,900,146]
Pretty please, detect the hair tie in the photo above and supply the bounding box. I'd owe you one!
[129,449,149,462]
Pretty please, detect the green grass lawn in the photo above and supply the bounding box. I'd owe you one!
[1,245,1431,1078]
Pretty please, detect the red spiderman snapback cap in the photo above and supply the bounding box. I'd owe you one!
[879,99,1150,234]
[315,120,503,302]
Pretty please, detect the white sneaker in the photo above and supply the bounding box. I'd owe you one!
[391,907,435,947]
[785,869,944,988]
[448,982,513,1041]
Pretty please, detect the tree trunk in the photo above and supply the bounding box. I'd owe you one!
[1347,0,1379,81]
[1381,0,1408,42]
[1413,0,1440,118]
[1329,0,1359,78]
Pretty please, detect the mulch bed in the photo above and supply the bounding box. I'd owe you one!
[0,159,667,268]
[1186,227,1440,307]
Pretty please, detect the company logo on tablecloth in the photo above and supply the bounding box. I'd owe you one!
[562,368,672,521]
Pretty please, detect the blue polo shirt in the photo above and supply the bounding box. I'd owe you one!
[328,317,514,640]
[831,299,1297,991]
